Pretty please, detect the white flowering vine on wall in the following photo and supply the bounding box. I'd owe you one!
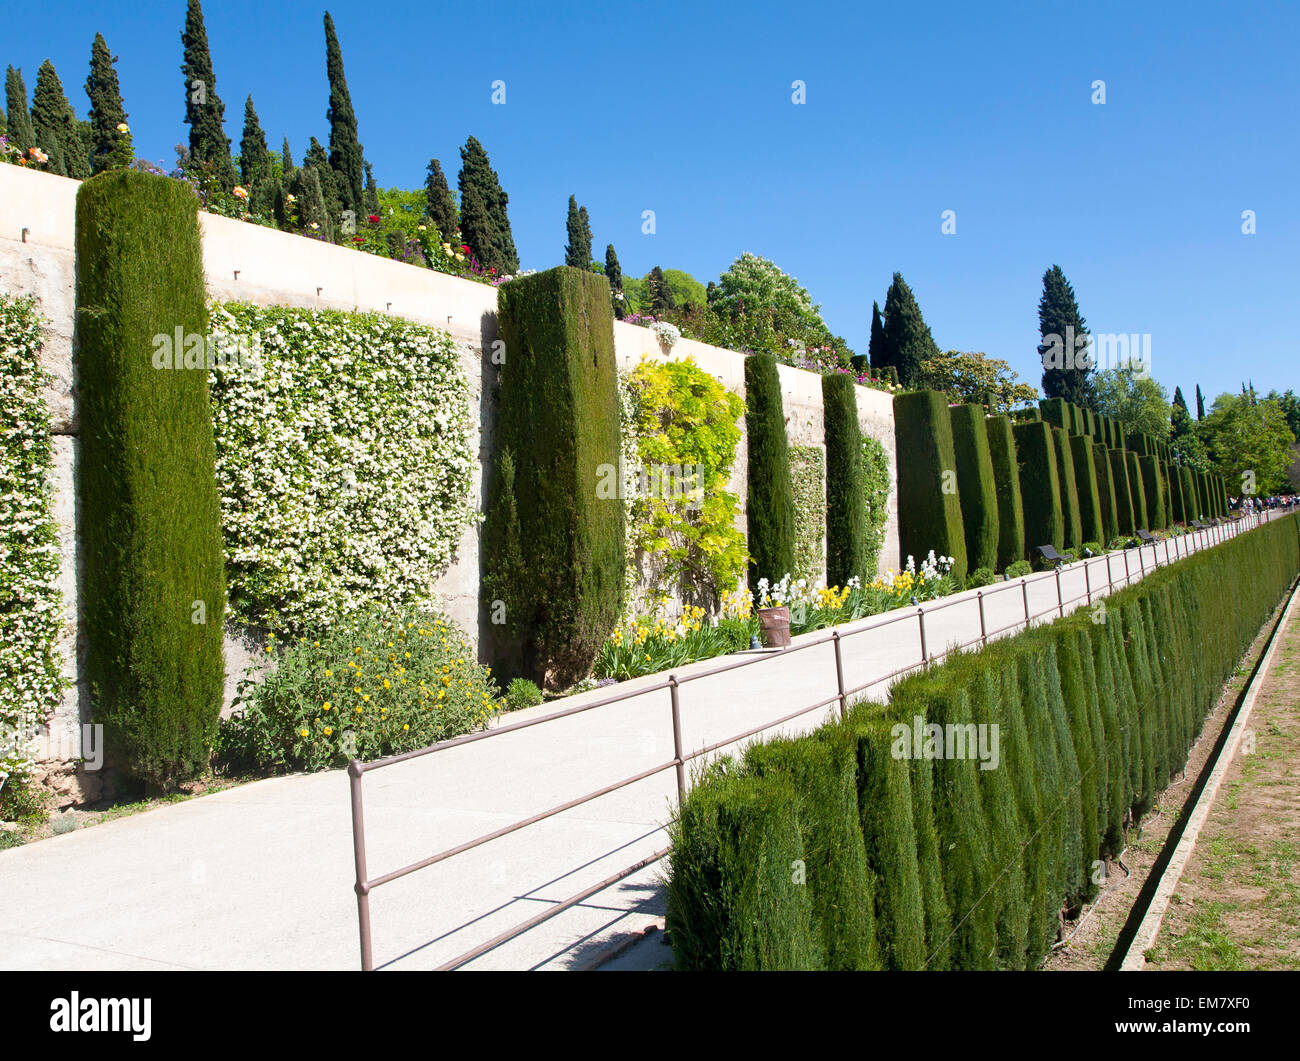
[208,303,478,633]
[0,295,65,792]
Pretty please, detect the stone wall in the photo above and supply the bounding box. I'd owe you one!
[0,165,898,791]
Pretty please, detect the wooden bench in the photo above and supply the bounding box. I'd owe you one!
[1136,529,1158,544]
[1036,544,1069,567]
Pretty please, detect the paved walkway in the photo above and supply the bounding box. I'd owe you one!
[0,519,1269,970]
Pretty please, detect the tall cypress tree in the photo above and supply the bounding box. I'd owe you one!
[868,300,886,369]
[1037,265,1092,407]
[303,136,342,234]
[881,273,938,388]
[605,243,626,318]
[564,195,592,268]
[458,135,517,273]
[363,161,379,217]
[238,96,269,188]
[280,135,295,177]
[30,60,75,175]
[5,67,35,153]
[63,107,91,179]
[1195,384,1205,421]
[0,94,6,137]
[423,158,458,240]
[324,11,365,217]
[457,180,499,269]
[647,265,675,314]
[85,34,129,173]
[181,0,236,189]
[1171,386,1193,441]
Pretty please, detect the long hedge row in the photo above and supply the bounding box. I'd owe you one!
[666,514,1300,969]
[894,390,967,583]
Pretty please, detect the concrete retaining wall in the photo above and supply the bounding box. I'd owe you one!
[0,165,898,786]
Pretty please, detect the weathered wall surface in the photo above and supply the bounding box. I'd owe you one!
[0,165,898,784]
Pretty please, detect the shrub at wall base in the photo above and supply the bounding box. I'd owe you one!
[490,266,624,689]
[75,170,227,787]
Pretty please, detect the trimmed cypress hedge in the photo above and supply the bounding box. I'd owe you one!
[491,265,624,688]
[1167,460,1186,524]
[893,390,967,583]
[745,354,796,585]
[986,415,1025,571]
[1012,421,1064,555]
[75,170,226,787]
[1179,466,1197,522]
[1092,442,1120,542]
[1138,455,1166,529]
[822,373,868,586]
[1126,450,1149,529]
[949,404,999,574]
[1053,426,1083,548]
[1069,434,1104,546]
[1040,397,1069,431]
[667,514,1300,969]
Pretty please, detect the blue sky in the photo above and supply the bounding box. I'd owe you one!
[8,0,1298,403]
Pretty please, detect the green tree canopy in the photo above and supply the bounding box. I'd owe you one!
[324,11,365,216]
[915,350,1039,413]
[1037,265,1092,407]
[1092,366,1170,440]
[881,272,939,388]
[1199,393,1296,495]
[181,0,236,190]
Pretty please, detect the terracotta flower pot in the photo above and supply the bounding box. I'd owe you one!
[756,605,791,648]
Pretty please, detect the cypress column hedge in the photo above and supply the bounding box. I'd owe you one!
[1109,447,1135,534]
[667,515,1300,969]
[75,170,226,787]
[949,404,999,574]
[1126,451,1149,529]
[822,373,868,586]
[1138,455,1165,529]
[1179,466,1198,522]
[1040,397,1069,431]
[986,415,1025,571]
[893,390,967,583]
[1092,442,1120,542]
[1069,434,1104,545]
[491,266,624,689]
[1052,426,1083,548]
[1012,420,1063,555]
[746,354,796,585]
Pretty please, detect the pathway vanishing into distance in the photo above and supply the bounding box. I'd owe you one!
[0,517,1272,971]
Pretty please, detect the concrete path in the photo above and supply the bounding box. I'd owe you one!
[0,519,1267,970]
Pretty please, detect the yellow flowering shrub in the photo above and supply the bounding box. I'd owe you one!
[216,604,499,772]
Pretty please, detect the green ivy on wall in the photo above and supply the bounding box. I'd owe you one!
[0,295,65,792]
[861,433,891,580]
[789,446,826,583]
[627,356,747,606]
[209,302,478,633]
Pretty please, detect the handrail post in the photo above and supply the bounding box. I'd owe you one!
[1124,547,1131,585]
[1055,566,1064,617]
[1021,579,1030,628]
[1084,559,1091,604]
[1164,538,1172,565]
[832,630,848,719]
[1138,546,1145,577]
[918,607,929,668]
[349,762,374,972]
[1107,553,1113,592]
[977,590,987,646]
[669,675,686,802]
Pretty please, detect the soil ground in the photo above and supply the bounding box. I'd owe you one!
[1142,604,1300,970]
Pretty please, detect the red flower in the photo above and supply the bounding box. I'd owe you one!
[367,214,380,223]
[353,236,364,243]
[461,244,471,254]
[489,267,496,274]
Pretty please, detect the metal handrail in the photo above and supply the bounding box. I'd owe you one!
[348,509,1275,969]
